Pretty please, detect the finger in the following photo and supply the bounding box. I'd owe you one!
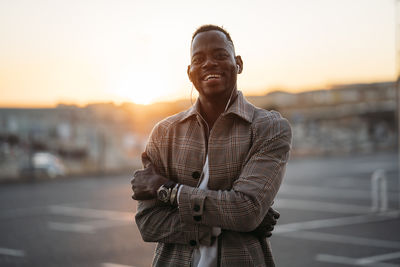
[273,211,280,219]
[131,192,154,201]
[132,169,142,177]
[131,171,140,185]
[271,208,280,219]
[263,216,276,226]
[141,152,152,168]
[267,207,274,215]
[264,209,277,224]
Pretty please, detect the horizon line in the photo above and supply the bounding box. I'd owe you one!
[0,79,395,109]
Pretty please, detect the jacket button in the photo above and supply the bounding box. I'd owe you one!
[192,171,200,179]
[193,215,201,221]
[193,204,200,212]
[189,240,197,246]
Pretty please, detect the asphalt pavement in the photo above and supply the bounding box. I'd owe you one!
[0,152,398,267]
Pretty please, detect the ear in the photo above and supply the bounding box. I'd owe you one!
[235,56,243,74]
[187,65,192,82]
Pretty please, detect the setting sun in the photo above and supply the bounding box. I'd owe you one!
[111,69,171,105]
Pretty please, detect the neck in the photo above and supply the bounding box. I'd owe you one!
[198,87,237,130]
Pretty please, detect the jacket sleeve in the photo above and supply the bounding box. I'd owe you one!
[177,116,292,232]
[135,123,213,246]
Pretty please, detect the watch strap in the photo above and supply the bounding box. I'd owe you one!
[163,180,176,189]
[170,183,180,206]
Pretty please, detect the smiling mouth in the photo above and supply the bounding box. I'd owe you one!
[203,74,222,81]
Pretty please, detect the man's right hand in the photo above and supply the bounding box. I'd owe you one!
[131,163,168,201]
[251,207,280,238]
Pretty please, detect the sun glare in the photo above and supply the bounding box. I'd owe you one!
[112,70,169,105]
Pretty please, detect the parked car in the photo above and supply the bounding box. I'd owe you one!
[19,152,66,179]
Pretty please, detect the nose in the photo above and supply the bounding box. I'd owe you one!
[202,56,217,69]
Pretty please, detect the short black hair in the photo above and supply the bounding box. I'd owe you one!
[191,24,234,48]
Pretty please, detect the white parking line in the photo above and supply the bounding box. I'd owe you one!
[316,253,400,267]
[279,184,398,200]
[274,198,371,214]
[48,205,133,221]
[47,221,96,233]
[282,230,400,249]
[47,205,135,233]
[0,247,25,257]
[48,219,133,233]
[275,211,400,234]
[357,251,400,265]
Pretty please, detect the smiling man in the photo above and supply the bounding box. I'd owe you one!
[131,25,292,266]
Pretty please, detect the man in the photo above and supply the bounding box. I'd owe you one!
[131,25,292,266]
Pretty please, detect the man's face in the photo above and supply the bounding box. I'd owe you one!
[188,30,242,99]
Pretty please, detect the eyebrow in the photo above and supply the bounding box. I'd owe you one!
[191,48,229,58]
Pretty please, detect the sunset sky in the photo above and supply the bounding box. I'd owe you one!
[0,0,397,106]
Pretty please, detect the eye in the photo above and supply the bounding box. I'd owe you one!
[215,52,229,60]
[191,56,203,64]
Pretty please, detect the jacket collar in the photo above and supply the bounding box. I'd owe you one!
[179,90,254,123]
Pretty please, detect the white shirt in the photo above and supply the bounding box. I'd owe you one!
[178,155,221,267]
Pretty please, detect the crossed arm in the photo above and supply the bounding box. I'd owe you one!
[131,156,281,245]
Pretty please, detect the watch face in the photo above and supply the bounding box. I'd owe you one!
[158,188,169,202]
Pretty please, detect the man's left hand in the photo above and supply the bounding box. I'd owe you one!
[251,206,280,238]
[131,164,168,200]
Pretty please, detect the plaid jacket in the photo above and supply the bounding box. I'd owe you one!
[135,91,292,267]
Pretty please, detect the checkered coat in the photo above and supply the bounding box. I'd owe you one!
[135,91,292,266]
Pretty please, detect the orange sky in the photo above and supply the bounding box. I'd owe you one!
[0,0,397,107]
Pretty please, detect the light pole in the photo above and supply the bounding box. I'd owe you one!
[396,0,400,212]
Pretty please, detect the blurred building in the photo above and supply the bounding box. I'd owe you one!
[248,81,396,157]
[0,103,145,179]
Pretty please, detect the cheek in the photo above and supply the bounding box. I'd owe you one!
[189,69,202,92]
[190,69,203,87]
[189,67,199,81]
[227,66,237,82]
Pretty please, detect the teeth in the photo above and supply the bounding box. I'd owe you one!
[204,74,221,81]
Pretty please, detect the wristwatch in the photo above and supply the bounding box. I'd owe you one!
[157,181,177,203]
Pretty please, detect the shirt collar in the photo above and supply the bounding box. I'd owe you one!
[179,90,254,123]
[224,91,254,123]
